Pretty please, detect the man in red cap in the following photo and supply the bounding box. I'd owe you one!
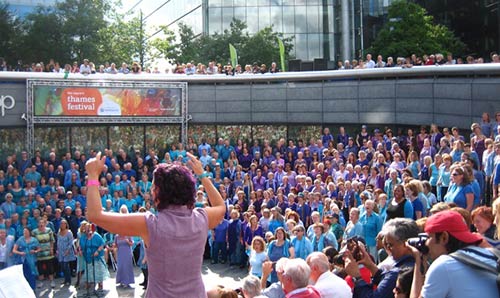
[410,210,498,298]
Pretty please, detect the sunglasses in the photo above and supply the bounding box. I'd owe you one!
[452,172,460,176]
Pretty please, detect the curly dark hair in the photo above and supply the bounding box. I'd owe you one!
[153,163,196,210]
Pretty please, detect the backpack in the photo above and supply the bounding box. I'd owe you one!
[450,247,500,295]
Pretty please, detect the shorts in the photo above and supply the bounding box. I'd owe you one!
[37,258,55,276]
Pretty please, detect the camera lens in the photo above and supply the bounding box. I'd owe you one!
[407,233,429,255]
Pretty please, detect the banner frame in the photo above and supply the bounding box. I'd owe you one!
[26,79,189,156]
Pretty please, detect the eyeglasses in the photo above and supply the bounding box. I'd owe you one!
[452,172,460,176]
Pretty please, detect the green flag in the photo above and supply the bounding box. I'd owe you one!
[278,38,286,72]
[229,44,238,67]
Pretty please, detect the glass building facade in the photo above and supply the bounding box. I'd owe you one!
[204,0,396,63]
[206,0,334,61]
[140,0,204,36]
[145,0,396,63]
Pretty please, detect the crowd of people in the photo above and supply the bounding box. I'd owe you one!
[0,111,500,297]
[0,51,498,76]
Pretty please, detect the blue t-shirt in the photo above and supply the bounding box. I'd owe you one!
[422,248,498,298]
[429,164,439,186]
[411,198,424,220]
[410,161,420,179]
[439,166,451,187]
[249,251,268,277]
[444,184,474,209]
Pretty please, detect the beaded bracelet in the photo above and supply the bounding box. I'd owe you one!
[197,172,211,180]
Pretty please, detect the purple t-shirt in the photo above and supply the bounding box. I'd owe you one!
[145,206,208,298]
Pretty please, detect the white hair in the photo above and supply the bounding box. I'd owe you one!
[283,258,311,289]
[242,275,261,298]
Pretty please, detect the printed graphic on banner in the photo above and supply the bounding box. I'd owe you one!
[34,86,182,116]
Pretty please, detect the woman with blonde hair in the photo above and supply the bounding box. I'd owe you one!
[248,236,268,278]
[437,154,452,200]
[243,215,264,255]
[405,180,425,220]
[57,219,76,286]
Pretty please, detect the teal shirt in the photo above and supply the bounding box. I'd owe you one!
[291,236,313,260]
[359,212,382,247]
[429,163,439,186]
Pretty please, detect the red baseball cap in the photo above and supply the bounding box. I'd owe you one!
[425,211,483,244]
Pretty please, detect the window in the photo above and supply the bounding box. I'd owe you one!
[283,5,295,33]
[259,6,271,30]
[208,7,222,34]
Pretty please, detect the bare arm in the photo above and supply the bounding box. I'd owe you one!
[261,261,273,289]
[12,244,25,256]
[465,193,474,211]
[288,246,295,259]
[186,152,225,229]
[85,152,149,244]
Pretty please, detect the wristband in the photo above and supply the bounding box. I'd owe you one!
[87,179,100,187]
[197,172,211,180]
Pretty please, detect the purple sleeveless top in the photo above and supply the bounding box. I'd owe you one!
[145,206,208,298]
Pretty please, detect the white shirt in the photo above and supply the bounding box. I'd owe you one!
[314,271,352,298]
[79,64,91,74]
[365,59,375,68]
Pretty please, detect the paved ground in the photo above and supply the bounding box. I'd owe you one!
[40,260,247,298]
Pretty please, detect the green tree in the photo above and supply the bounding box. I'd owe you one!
[151,22,198,64]
[368,0,465,58]
[20,6,72,65]
[97,12,151,67]
[158,19,293,67]
[0,2,23,66]
[239,26,294,68]
[56,0,113,62]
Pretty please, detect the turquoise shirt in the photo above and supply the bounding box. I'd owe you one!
[429,163,439,186]
[359,212,382,247]
[410,161,420,179]
[291,236,313,260]
[439,166,451,187]
[444,183,474,209]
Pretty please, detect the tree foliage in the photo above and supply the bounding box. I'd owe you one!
[19,6,71,64]
[0,1,293,69]
[151,19,294,67]
[97,12,150,66]
[368,0,465,58]
[0,2,22,64]
[56,0,112,62]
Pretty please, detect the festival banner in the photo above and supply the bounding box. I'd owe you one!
[34,85,182,117]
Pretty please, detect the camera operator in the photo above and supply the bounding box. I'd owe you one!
[408,210,498,298]
[343,218,419,298]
